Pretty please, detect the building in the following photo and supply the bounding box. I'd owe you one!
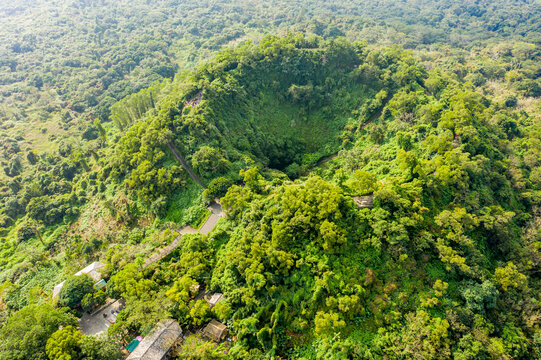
[127,319,183,360]
[352,195,374,209]
[202,319,228,343]
[75,261,107,281]
[204,293,223,308]
[52,261,106,298]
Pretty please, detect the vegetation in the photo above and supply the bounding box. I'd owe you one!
[0,304,77,360]
[58,274,94,308]
[0,0,540,359]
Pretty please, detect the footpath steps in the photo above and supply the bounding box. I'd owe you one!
[142,202,222,269]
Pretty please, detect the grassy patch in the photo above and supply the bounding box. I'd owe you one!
[163,182,205,225]
[191,208,211,229]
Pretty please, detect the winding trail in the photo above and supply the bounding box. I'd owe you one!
[142,202,223,269]
[199,202,223,235]
[316,153,338,167]
[356,97,390,133]
[142,141,223,269]
[167,141,207,189]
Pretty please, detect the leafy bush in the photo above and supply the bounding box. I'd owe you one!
[0,303,77,360]
[58,274,94,308]
[203,177,233,202]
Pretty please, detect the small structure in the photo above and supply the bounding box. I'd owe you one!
[186,91,202,107]
[127,319,183,360]
[126,339,140,353]
[53,261,106,298]
[452,134,460,148]
[203,319,228,343]
[352,195,374,209]
[75,261,106,281]
[95,279,107,291]
[204,293,223,308]
[189,284,200,294]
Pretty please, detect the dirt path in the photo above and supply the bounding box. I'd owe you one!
[357,98,389,132]
[199,202,223,234]
[316,153,339,167]
[167,141,207,189]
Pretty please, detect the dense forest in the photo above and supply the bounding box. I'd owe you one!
[0,0,540,359]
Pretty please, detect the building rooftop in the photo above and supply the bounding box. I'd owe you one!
[352,195,374,208]
[127,319,182,360]
[202,319,228,343]
[75,261,106,281]
[204,293,223,308]
[52,261,106,298]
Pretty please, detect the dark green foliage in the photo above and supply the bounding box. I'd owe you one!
[192,146,231,178]
[81,290,106,312]
[0,2,540,359]
[203,177,234,202]
[25,194,78,225]
[461,281,499,315]
[58,274,94,308]
[0,303,77,360]
[80,334,123,360]
[504,95,518,108]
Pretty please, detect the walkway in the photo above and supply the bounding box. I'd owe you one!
[142,203,223,269]
[167,141,207,189]
[200,202,223,234]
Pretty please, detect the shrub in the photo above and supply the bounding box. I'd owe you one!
[58,274,94,308]
[203,177,233,202]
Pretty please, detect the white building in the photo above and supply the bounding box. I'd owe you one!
[52,261,106,298]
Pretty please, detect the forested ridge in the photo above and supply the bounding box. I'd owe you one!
[0,1,540,359]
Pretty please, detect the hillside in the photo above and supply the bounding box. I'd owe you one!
[0,1,540,360]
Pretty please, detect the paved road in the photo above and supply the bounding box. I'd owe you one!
[199,202,223,235]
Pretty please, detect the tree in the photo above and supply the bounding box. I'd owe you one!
[461,281,499,315]
[494,262,527,291]
[374,310,451,359]
[0,303,77,360]
[176,335,227,359]
[345,170,377,195]
[220,185,252,219]
[81,290,107,312]
[189,299,212,326]
[80,334,122,360]
[107,294,168,342]
[203,177,233,202]
[166,275,198,304]
[319,220,347,253]
[240,167,264,193]
[191,146,230,177]
[17,218,45,244]
[106,263,151,299]
[314,311,345,336]
[58,274,94,308]
[46,326,83,360]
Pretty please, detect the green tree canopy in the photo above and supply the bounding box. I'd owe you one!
[58,274,94,308]
[0,303,77,360]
